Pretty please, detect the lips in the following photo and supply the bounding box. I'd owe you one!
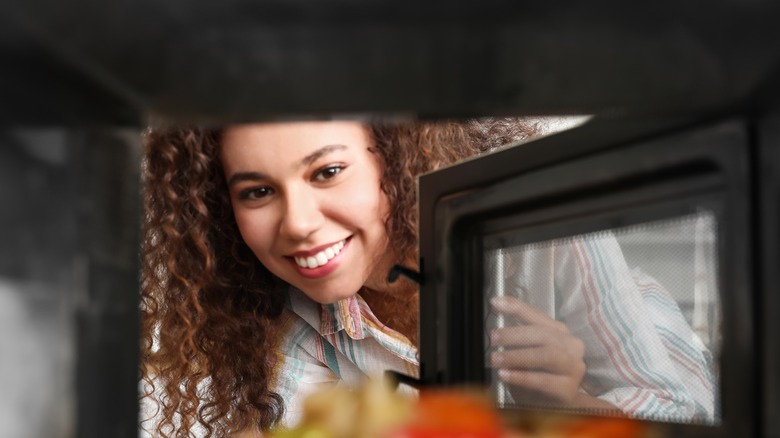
[293,239,346,269]
[287,238,350,280]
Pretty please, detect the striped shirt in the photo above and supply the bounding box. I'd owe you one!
[271,287,419,427]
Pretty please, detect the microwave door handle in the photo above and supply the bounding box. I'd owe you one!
[493,248,509,408]
[384,370,428,390]
[387,264,425,285]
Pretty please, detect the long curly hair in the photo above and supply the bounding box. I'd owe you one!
[140,118,539,437]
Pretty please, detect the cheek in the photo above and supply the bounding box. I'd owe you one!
[233,210,273,254]
[347,182,389,228]
[352,163,389,218]
[360,190,391,253]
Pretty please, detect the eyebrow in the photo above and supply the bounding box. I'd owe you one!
[226,144,348,187]
[227,171,267,187]
[297,144,347,168]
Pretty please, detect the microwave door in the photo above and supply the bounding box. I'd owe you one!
[418,117,756,437]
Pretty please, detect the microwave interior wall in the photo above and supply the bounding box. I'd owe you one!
[759,113,780,438]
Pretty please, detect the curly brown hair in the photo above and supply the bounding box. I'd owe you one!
[140,118,539,437]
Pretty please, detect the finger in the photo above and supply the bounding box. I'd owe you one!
[490,325,559,348]
[491,347,586,376]
[496,369,581,403]
[490,296,568,333]
[490,326,585,362]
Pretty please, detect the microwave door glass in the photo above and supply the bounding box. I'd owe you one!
[483,210,720,426]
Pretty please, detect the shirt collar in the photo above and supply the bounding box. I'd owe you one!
[285,287,366,339]
[287,287,415,341]
[286,286,419,364]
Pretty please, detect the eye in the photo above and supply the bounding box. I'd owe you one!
[238,186,274,201]
[313,165,345,182]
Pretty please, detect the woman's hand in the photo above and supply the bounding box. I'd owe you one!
[489,295,587,405]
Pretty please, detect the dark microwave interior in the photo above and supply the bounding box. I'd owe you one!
[2,1,780,437]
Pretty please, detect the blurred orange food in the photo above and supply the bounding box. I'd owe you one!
[557,417,644,438]
[387,389,506,438]
[269,379,649,438]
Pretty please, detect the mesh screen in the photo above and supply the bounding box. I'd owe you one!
[483,211,720,425]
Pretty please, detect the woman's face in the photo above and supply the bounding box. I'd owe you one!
[221,121,392,304]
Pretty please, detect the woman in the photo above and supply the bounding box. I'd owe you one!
[140,118,712,437]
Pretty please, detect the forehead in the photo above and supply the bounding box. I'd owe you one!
[221,120,370,152]
[219,121,375,179]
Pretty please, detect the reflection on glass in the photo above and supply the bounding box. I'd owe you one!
[484,211,719,425]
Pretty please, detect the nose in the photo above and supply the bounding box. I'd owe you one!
[278,187,324,241]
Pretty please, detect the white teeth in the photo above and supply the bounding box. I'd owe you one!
[294,240,346,269]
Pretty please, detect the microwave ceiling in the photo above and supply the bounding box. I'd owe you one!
[2,0,780,126]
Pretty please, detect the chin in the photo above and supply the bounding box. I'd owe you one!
[298,286,358,305]
[285,272,367,305]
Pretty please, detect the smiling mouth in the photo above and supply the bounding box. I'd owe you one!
[293,239,346,269]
